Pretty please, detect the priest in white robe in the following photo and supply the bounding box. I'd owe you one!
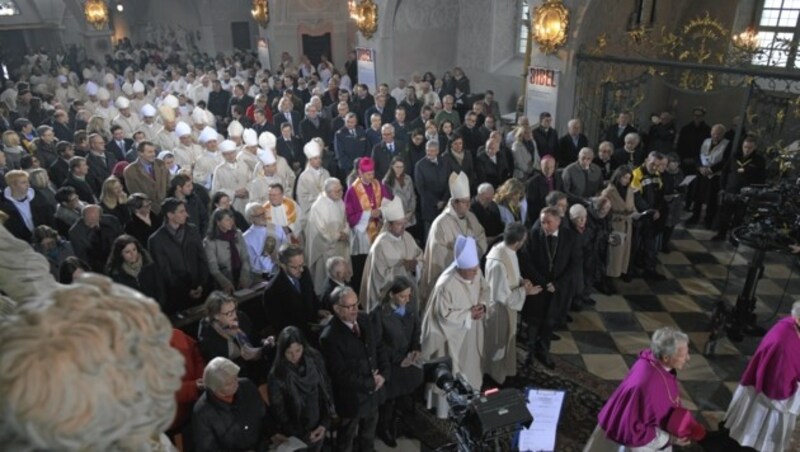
[212,139,251,213]
[154,105,179,152]
[238,129,262,175]
[94,88,118,123]
[418,172,488,308]
[305,177,351,295]
[172,121,201,169]
[248,147,288,205]
[484,222,540,384]
[421,235,490,418]
[296,140,331,219]
[228,120,244,147]
[243,202,289,279]
[111,96,141,139]
[359,196,423,312]
[138,104,160,142]
[256,131,296,197]
[194,126,223,189]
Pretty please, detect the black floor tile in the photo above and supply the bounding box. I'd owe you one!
[706,355,749,381]
[685,252,722,265]
[680,381,734,411]
[663,265,701,278]
[598,312,643,332]
[624,294,664,312]
[671,312,713,333]
[554,354,587,371]
[645,278,687,294]
[621,354,639,368]
[571,331,619,354]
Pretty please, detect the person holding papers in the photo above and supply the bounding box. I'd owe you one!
[584,327,705,451]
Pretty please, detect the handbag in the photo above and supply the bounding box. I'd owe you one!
[666,407,706,441]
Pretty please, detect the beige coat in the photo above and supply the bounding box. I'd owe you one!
[603,184,636,277]
[204,231,252,291]
[123,158,170,214]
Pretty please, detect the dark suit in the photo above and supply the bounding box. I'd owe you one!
[207,89,232,119]
[0,190,54,242]
[524,170,563,226]
[603,124,637,150]
[261,268,318,339]
[63,173,96,203]
[353,94,375,127]
[274,111,301,137]
[86,151,120,197]
[252,120,274,137]
[299,117,332,147]
[48,158,70,187]
[456,124,484,157]
[363,105,392,126]
[390,121,410,152]
[53,122,74,142]
[518,223,579,356]
[69,214,123,273]
[371,141,407,179]
[334,126,370,174]
[148,223,210,316]
[320,313,388,450]
[414,158,451,224]
[474,151,512,190]
[557,133,589,168]
[276,136,306,173]
[611,147,645,172]
[441,150,476,197]
[533,127,559,157]
[106,138,132,162]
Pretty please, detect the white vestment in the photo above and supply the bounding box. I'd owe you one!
[724,383,800,452]
[194,151,223,189]
[248,174,289,205]
[237,150,261,176]
[154,127,179,152]
[359,230,422,312]
[305,194,351,295]
[296,166,331,219]
[173,143,203,169]
[254,155,296,196]
[139,121,160,142]
[421,265,490,403]
[112,113,142,139]
[418,203,487,309]
[484,242,527,384]
[212,161,252,213]
[94,104,118,123]
[267,199,303,239]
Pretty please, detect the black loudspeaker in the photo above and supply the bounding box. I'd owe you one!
[466,388,533,439]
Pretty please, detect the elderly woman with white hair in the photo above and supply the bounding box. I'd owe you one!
[568,203,599,311]
[722,301,800,451]
[192,357,268,452]
[585,326,705,451]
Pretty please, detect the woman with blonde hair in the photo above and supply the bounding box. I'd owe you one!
[86,115,111,142]
[2,129,26,169]
[99,176,130,226]
[28,168,58,210]
[495,178,527,225]
[511,126,540,180]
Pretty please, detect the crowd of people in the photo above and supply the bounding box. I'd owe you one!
[0,39,791,452]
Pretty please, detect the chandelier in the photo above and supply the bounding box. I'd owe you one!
[348,0,378,39]
[251,0,269,28]
[84,0,109,30]
[531,0,570,54]
[732,26,759,54]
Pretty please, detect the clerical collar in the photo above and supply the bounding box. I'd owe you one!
[341,319,356,329]
[454,272,474,284]
[428,157,438,164]
[547,230,559,238]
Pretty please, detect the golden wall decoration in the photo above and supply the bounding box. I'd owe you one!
[532,0,570,54]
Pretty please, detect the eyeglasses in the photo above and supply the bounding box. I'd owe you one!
[287,263,304,270]
[219,308,236,317]
[337,303,359,310]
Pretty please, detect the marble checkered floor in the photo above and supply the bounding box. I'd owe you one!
[550,223,800,428]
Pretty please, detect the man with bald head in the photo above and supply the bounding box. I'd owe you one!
[558,118,589,168]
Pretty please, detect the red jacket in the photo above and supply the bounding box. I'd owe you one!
[169,329,206,430]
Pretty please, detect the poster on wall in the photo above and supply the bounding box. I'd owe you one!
[356,47,377,94]
[525,67,560,126]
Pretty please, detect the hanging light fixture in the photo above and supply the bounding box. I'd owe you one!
[531,0,570,54]
[348,0,378,39]
[251,0,269,28]
[84,0,109,30]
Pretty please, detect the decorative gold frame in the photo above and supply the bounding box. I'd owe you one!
[349,0,378,39]
[251,0,269,28]
[84,0,109,30]
[532,0,570,54]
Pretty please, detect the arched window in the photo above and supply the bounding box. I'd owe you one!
[754,0,800,67]
[518,1,530,55]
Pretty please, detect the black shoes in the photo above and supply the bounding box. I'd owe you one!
[377,426,397,448]
[535,352,556,370]
[711,232,726,241]
[620,273,633,282]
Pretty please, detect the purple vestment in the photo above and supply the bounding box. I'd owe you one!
[740,316,800,401]
[597,349,680,447]
[343,179,392,227]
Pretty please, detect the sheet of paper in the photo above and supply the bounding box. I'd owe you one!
[517,388,566,452]
[679,175,696,187]
[276,436,307,452]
